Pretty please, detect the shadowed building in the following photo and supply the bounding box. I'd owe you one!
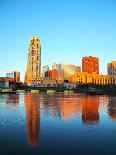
[82,56,99,74]
[107,61,116,75]
[25,93,40,146]
[25,36,41,85]
[107,61,116,85]
[42,65,49,77]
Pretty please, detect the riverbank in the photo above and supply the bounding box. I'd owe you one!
[10,83,116,95]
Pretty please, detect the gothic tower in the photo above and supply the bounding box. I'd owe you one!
[25,36,41,84]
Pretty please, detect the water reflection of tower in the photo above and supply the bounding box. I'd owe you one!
[24,93,40,146]
[108,96,116,120]
[82,95,99,124]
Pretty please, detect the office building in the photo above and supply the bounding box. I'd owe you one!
[82,56,99,74]
[107,61,116,75]
[6,71,20,82]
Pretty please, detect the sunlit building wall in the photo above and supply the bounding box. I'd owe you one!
[48,69,58,78]
[31,77,62,85]
[69,72,108,85]
[25,36,41,85]
[68,72,88,84]
[108,75,116,84]
[82,56,99,74]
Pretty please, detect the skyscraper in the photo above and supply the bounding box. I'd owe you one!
[25,36,41,84]
[82,56,99,74]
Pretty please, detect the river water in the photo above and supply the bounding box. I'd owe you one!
[0,92,116,155]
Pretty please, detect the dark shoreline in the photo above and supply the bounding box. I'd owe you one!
[11,83,116,95]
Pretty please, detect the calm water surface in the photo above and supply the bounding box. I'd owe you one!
[0,92,116,155]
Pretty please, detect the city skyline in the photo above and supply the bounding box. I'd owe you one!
[0,0,116,80]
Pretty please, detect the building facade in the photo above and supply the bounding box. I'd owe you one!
[52,63,57,70]
[25,36,41,85]
[31,77,62,85]
[6,71,20,82]
[107,61,116,75]
[57,62,81,80]
[42,65,49,77]
[82,56,99,74]
[69,72,109,85]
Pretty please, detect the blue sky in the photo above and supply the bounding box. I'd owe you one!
[0,0,116,80]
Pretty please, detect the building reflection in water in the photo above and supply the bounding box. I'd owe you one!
[41,94,82,119]
[6,94,19,105]
[24,92,40,146]
[107,96,116,120]
[41,94,100,123]
[82,95,99,124]
[59,94,82,119]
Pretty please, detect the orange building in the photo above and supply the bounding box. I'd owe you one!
[48,69,58,78]
[24,93,40,146]
[82,56,99,74]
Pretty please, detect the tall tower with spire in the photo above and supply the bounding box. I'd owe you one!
[25,36,41,84]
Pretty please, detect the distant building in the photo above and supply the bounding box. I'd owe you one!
[107,61,116,75]
[42,65,49,77]
[48,69,58,78]
[75,66,81,73]
[58,62,80,80]
[52,63,57,70]
[6,71,20,82]
[25,36,41,85]
[82,56,99,74]
[0,77,16,88]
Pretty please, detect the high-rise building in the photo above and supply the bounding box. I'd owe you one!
[107,61,116,75]
[25,36,41,84]
[6,71,20,82]
[82,56,99,74]
[42,65,49,77]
